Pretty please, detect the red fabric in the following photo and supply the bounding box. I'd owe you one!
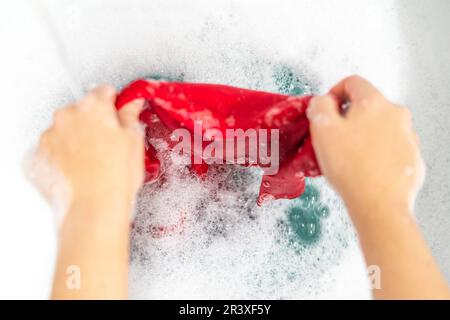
[115,79,320,205]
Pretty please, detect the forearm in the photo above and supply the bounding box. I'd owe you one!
[348,200,450,300]
[51,195,132,299]
[30,86,144,299]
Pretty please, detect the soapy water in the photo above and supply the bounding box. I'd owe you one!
[23,150,71,228]
[129,65,357,299]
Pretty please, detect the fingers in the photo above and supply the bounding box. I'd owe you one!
[117,98,145,130]
[118,99,146,189]
[307,94,342,127]
[49,85,142,134]
[76,85,120,127]
[36,127,59,168]
[330,75,383,103]
[80,85,116,108]
[37,128,53,152]
[307,95,343,158]
[78,85,118,122]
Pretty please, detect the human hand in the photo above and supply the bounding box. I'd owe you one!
[33,85,145,299]
[307,76,425,219]
[35,85,145,212]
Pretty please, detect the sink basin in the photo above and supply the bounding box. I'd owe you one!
[0,0,449,299]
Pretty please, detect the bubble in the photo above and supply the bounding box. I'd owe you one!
[300,183,321,208]
[23,149,71,228]
[288,205,321,244]
[315,205,330,219]
[272,64,313,96]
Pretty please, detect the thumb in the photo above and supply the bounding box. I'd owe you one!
[307,94,342,127]
[307,94,342,150]
[118,99,145,129]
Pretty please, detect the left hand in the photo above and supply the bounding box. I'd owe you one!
[35,85,145,210]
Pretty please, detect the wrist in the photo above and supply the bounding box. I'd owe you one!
[343,193,413,229]
[64,190,135,230]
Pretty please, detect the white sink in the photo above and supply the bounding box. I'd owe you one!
[0,0,449,299]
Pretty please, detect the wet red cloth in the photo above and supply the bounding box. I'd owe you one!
[116,79,320,205]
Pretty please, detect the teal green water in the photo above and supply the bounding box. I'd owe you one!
[287,184,330,246]
[272,64,312,96]
[146,73,185,82]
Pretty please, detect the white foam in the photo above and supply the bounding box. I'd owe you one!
[23,149,71,228]
[130,162,364,298]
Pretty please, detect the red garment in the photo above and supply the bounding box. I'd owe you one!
[115,79,320,205]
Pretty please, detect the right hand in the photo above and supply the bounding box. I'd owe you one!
[307,75,425,218]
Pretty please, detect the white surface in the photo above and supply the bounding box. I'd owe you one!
[0,0,448,299]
